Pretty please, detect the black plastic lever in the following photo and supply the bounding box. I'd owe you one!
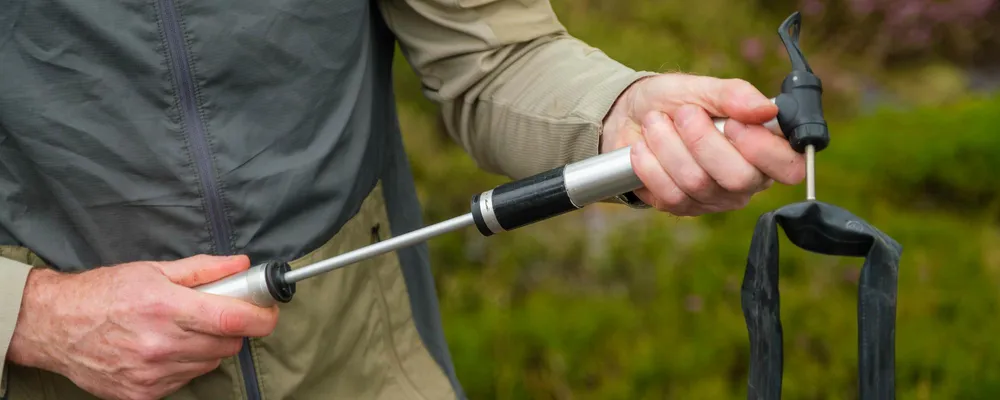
[773,12,830,154]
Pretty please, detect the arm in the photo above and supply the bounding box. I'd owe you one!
[377,0,655,180]
[379,0,805,217]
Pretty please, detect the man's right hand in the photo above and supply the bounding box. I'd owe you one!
[6,254,280,400]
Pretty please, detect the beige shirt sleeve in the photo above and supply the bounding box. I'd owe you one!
[376,0,656,180]
[0,256,33,396]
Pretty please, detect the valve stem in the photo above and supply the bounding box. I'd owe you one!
[805,145,815,200]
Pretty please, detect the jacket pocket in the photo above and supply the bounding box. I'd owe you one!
[365,200,456,400]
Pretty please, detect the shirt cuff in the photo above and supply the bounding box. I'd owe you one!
[0,256,35,397]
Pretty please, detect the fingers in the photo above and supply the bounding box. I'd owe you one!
[174,293,280,338]
[630,140,698,216]
[162,359,223,388]
[606,73,803,219]
[181,359,223,377]
[639,111,729,206]
[672,105,771,194]
[724,119,806,185]
[169,335,244,362]
[154,254,251,288]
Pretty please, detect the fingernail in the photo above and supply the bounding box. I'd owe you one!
[747,97,774,111]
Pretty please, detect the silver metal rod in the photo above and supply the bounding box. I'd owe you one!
[713,116,781,137]
[283,213,476,283]
[805,144,815,200]
[712,97,781,137]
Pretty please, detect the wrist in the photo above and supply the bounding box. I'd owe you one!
[7,268,67,372]
[600,74,654,155]
[600,75,655,209]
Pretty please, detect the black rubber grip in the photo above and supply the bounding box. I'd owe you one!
[264,261,295,303]
[471,166,578,236]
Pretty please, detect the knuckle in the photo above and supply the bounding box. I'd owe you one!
[643,113,676,139]
[218,308,248,335]
[203,358,224,373]
[678,168,712,194]
[125,369,162,389]
[137,335,171,362]
[727,78,755,93]
[223,338,244,357]
[684,128,709,151]
[650,187,684,213]
[662,188,689,209]
[135,287,175,317]
[723,167,761,192]
[652,198,671,212]
[726,194,752,210]
[144,298,175,319]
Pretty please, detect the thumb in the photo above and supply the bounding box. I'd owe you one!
[669,75,778,125]
[153,254,251,287]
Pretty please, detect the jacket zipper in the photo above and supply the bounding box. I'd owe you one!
[154,1,261,400]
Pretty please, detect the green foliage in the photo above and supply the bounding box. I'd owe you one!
[390,1,1000,398]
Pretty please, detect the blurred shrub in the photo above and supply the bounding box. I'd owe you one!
[829,93,1000,215]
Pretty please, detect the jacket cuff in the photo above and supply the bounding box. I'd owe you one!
[575,67,655,209]
[571,69,659,159]
[0,257,34,396]
[455,35,659,180]
[507,65,658,178]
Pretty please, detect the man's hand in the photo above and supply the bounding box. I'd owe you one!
[602,73,806,216]
[7,255,279,400]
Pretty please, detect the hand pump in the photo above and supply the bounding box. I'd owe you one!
[194,11,832,309]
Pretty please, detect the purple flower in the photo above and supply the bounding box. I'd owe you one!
[684,295,703,313]
[904,26,932,46]
[741,37,765,64]
[802,0,826,15]
[848,0,876,16]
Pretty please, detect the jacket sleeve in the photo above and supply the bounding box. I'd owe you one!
[377,0,656,180]
[0,256,34,396]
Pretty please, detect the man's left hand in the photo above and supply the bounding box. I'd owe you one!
[601,73,806,216]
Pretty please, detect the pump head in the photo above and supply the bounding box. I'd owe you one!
[772,12,830,154]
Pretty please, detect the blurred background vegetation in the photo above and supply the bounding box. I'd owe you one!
[391,1,1000,398]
